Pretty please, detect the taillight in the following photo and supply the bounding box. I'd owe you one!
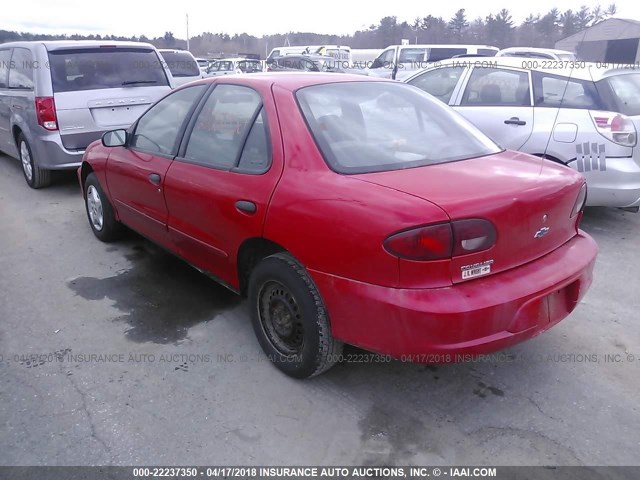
[384,219,496,261]
[35,97,58,131]
[452,219,497,256]
[590,110,637,147]
[571,183,588,218]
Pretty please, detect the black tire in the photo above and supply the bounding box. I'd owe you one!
[248,253,343,378]
[84,173,123,242]
[18,133,51,189]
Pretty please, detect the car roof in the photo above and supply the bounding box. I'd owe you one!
[188,72,389,91]
[498,47,573,55]
[0,40,159,51]
[430,57,640,82]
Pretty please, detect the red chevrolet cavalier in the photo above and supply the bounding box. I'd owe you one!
[79,73,597,378]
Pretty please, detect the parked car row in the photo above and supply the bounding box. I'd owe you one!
[0,39,606,378]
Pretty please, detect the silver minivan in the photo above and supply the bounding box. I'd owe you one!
[0,41,173,188]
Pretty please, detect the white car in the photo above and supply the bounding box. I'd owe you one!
[405,57,640,209]
[158,49,203,87]
[496,47,577,61]
[204,58,263,77]
[367,44,499,80]
[194,57,210,73]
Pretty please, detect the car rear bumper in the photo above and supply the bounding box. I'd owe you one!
[30,133,84,170]
[569,156,640,208]
[310,231,598,360]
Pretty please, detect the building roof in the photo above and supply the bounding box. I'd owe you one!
[556,18,640,45]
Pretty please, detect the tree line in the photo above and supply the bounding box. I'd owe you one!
[0,3,619,58]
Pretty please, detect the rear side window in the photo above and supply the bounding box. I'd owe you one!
[408,66,465,104]
[600,74,640,116]
[297,82,500,174]
[159,51,200,77]
[428,48,466,62]
[0,49,11,88]
[532,72,601,109]
[399,48,428,63]
[130,85,206,156]
[9,48,34,89]
[183,85,265,170]
[461,67,531,106]
[478,49,498,57]
[48,48,169,92]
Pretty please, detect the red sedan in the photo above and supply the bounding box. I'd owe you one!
[78,73,597,378]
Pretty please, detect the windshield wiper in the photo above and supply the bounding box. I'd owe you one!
[121,80,158,86]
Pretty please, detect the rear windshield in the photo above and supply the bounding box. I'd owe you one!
[600,74,640,116]
[296,82,501,174]
[49,48,169,92]
[160,51,201,77]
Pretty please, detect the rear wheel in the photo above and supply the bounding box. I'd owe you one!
[84,173,123,242]
[18,134,51,189]
[248,253,343,378]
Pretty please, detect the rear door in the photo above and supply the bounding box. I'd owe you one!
[453,66,534,150]
[47,46,172,151]
[163,82,284,286]
[106,84,207,246]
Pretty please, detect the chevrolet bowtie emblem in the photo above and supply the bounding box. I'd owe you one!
[534,227,550,239]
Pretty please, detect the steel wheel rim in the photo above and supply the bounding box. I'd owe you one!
[86,185,104,231]
[258,280,305,356]
[20,142,33,181]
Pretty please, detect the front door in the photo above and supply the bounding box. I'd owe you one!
[106,84,208,246]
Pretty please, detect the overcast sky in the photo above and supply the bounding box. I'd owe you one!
[4,0,638,38]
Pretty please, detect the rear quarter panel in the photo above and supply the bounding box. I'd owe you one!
[263,84,450,288]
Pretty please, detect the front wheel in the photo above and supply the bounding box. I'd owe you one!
[248,253,343,378]
[84,173,123,242]
[18,133,51,189]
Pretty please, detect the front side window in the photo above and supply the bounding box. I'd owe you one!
[48,48,169,92]
[408,66,465,104]
[533,72,601,109]
[297,82,500,174]
[9,48,34,89]
[373,49,394,69]
[130,85,206,155]
[461,68,531,106]
[183,85,263,169]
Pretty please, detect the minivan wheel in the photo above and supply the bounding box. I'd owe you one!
[84,173,123,242]
[18,134,51,189]
[248,253,343,378]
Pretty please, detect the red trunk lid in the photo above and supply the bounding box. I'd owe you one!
[355,151,585,284]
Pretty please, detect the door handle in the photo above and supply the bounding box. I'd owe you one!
[504,117,526,126]
[148,173,161,186]
[235,200,257,214]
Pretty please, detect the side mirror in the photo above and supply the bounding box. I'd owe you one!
[102,129,127,147]
[371,59,383,69]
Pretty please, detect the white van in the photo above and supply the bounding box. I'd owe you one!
[367,44,499,80]
[351,49,383,69]
[267,45,352,67]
